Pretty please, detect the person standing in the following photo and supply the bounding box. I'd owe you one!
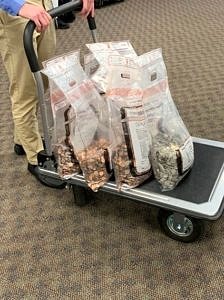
[0,0,94,185]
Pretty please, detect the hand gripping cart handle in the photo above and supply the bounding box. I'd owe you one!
[23,2,224,243]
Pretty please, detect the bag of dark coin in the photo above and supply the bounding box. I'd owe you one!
[41,50,87,178]
[67,80,112,191]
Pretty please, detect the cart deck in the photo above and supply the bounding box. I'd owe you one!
[40,137,224,221]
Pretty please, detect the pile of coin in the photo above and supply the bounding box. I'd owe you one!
[151,133,182,190]
[56,144,81,177]
[113,143,150,189]
[76,138,111,191]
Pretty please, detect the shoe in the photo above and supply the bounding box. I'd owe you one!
[14,137,45,156]
[28,163,66,189]
[56,18,70,29]
[14,144,26,155]
[28,163,46,184]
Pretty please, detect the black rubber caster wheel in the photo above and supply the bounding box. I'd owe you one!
[157,209,204,243]
[37,172,66,189]
[37,152,66,189]
[72,185,93,207]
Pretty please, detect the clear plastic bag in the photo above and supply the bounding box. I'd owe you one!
[85,41,137,93]
[66,80,112,191]
[106,55,152,190]
[41,50,87,178]
[138,49,194,191]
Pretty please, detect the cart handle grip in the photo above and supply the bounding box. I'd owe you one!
[23,0,96,72]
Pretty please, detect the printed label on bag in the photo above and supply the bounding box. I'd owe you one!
[121,106,151,174]
[179,137,194,172]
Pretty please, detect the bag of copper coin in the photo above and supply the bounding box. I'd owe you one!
[138,48,194,191]
[106,55,152,190]
[84,40,137,94]
[66,79,112,192]
[41,50,87,177]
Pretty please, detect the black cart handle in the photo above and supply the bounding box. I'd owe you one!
[23,0,96,72]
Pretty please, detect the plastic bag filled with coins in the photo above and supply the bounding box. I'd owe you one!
[40,89,81,178]
[53,104,81,178]
[85,41,137,93]
[41,50,87,177]
[66,79,112,191]
[106,55,152,190]
[138,49,194,191]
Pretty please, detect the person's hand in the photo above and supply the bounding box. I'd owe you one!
[80,0,94,17]
[18,3,52,32]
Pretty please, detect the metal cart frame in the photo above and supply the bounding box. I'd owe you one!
[23,0,224,242]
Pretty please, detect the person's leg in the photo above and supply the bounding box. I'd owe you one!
[0,5,65,188]
[37,23,56,68]
[0,12,44,165]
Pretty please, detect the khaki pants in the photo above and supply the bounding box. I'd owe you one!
[0,0,56,164]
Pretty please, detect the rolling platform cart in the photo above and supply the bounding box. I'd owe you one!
[23,0,224,242]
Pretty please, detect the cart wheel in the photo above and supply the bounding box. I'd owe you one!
[38,173,66,189]
[72,185,91,207]
[157,209,204,243]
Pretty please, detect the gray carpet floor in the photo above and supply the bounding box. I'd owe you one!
[0,0,224,299]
